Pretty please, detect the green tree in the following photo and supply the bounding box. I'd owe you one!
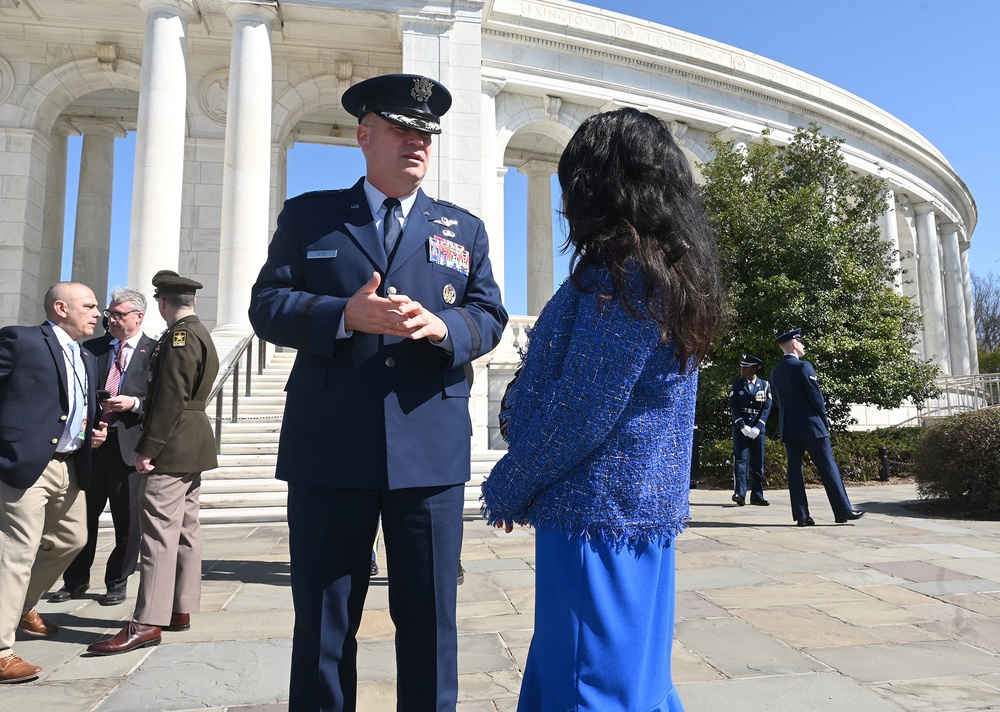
[696,124,938,440]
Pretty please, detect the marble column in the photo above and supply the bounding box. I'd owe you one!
[128,0,197,332]
[481,76,506,295]
[71,119,125,306]
[39,121,73,302]
[215,0,279,336]
[879,188,903,293]
[939,222,970,375]
[913,202,949,374]
[519,160,558,316]
[959,238,979,373]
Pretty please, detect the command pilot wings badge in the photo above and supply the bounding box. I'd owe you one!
[432,217,458,228]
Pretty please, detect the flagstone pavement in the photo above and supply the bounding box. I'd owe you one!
[5,483,1000,711]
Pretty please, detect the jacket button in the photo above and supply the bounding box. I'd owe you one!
[387,286,397,295]
[51,438,58,445]
[385,357,396,368]
[60,415,68,422]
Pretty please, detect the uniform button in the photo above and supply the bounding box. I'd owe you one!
[60,415,68,422]
[51,438,58,444]
[385,357,396,368]
[387,286,397,295]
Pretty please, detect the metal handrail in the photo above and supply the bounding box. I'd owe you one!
[209,334,268,455]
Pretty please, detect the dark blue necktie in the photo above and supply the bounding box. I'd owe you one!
[382,198,401,257]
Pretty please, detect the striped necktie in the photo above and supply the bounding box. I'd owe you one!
[102,342,129,424]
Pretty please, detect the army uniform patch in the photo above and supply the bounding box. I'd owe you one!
[172,330,187,348]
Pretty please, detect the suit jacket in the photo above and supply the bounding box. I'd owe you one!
[135,315,219,473]
[84,332,157,465]
[0,322,100,489]
[768,353,829,442]
[249,179,508,490]
[729,376,772,431]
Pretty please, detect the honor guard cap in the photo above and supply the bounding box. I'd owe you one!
[740,353,764,368]
[152,270,203,298]
[342,74,452,135]
[775,327,802,345]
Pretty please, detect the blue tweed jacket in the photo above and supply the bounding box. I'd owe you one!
[481,266,694,546]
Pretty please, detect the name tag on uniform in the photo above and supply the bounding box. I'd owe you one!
[307,250,338,259]
[428,235,470,276]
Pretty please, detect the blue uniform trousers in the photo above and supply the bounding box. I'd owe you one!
[784,437,853,522]
[286,482,464,712]
[518,529,685,712]
[732,427,766,501]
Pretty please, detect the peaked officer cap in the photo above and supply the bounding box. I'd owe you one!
[342,74,452,135]
[775,327,803,345]
[740,353,764,368]
[152,270,203,298]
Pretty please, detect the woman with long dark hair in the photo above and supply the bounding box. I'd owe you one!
[481,107,722,711]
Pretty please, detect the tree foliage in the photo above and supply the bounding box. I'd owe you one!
[971,271,1000,355]
[695,124,938,440]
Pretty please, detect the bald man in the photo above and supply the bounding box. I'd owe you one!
[0,283,105,683]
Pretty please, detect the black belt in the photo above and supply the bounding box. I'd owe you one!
[51,451,75,462]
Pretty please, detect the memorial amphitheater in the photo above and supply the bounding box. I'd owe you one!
[0,0,982,517]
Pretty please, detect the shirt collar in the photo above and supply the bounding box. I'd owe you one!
[111,332,144,350]
[363,179,418,220]
[46,320,76,348]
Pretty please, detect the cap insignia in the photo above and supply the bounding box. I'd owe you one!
[411,77,434,102]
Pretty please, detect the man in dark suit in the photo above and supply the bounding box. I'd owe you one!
[729,353,772,506]
[51,288,156,606]
[88,271,219,655]
[249,74,508,710]
[0,282,104,683]
[769,328,865,526]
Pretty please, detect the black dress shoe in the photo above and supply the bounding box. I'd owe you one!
[835,510,866,524]
[370,561,379,577]
[750,497,770,506]
[731,494,745,506]
[457,561,465,586]
[99,588,126,606]
[49,584,88,603]
[796,517,815,527]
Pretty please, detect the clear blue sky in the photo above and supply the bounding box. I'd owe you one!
[65,0,999,316]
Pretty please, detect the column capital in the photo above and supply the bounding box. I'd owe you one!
[398,10,455,36]
[517,159,559,178]
[912,200,941,217]
[64,116,127,139]
[223,0,279,25]
[138,0,199,22]
[482,75,506,98]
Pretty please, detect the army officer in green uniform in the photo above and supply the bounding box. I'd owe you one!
[88,270,220,655]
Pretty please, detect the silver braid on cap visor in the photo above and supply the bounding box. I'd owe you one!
[380,111,440,133]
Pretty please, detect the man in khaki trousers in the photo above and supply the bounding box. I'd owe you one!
[0,283,104,683]
[88,271,219,655]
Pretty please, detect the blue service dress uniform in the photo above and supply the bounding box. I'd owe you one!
[769,353,855,522]
[249,179,507,711]
[729,375,771,501]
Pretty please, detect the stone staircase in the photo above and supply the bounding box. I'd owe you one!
[195,349,502,524]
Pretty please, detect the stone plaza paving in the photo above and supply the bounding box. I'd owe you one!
[6,483,1000,711]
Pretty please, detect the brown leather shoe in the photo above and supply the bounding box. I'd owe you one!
[18,610,58,637]
[163,613,190,632]
[87,621,161,655]
[0,654,42,683]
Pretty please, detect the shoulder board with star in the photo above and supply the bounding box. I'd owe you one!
[427,197,477,219]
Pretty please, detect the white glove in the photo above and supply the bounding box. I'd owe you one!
[749,427,760,439]
[740,425,753,437]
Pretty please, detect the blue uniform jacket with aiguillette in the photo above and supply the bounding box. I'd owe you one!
[729,376,772,431]
[248,179,508,490]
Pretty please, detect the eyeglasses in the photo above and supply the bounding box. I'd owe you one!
[103,308,139,321]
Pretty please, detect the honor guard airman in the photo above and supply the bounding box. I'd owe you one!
[729,353,772,506]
